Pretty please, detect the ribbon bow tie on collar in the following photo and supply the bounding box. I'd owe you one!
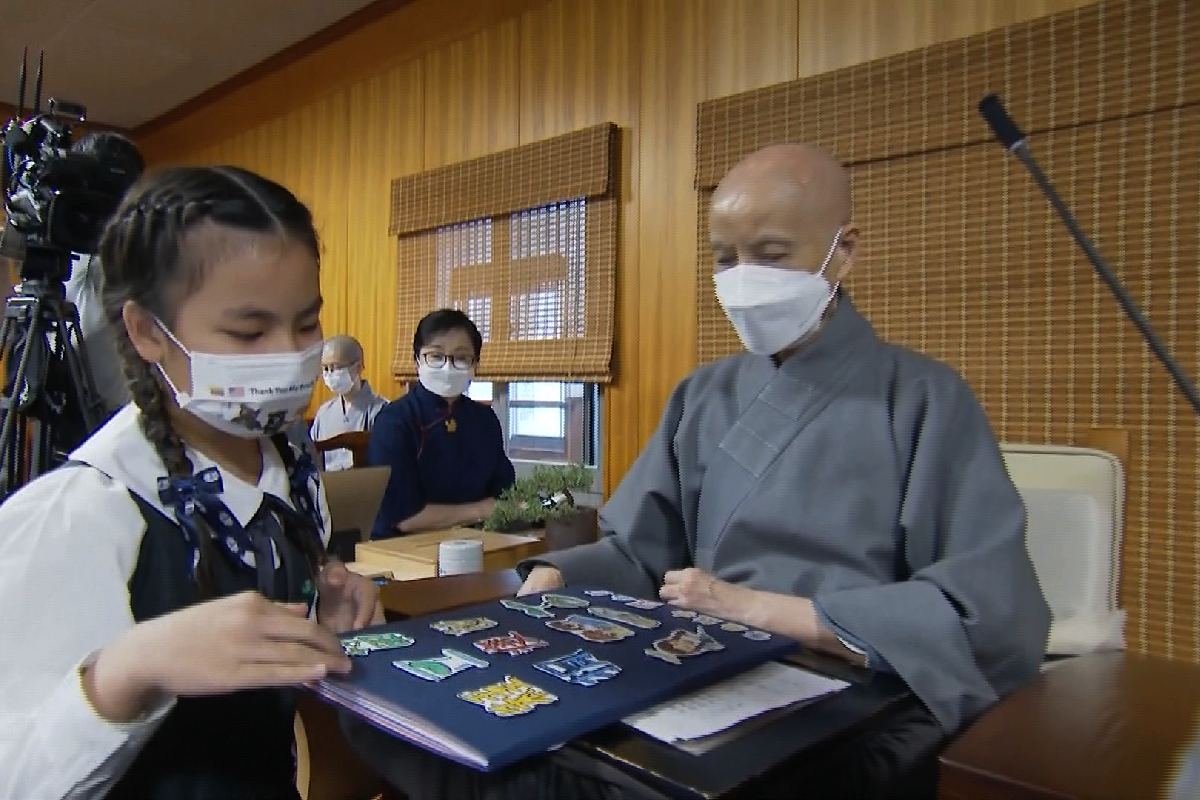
[157,466,261,573]
[157,466,224,521]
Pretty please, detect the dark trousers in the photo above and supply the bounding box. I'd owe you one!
[342,696,944,800]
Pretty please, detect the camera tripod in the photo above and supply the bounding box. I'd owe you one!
[0,246,106,501]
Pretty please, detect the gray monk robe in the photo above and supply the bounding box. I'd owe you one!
[534,292,1050,737]
[342,293,1050,800]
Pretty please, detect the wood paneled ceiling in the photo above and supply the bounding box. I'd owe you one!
[0,0,405,130]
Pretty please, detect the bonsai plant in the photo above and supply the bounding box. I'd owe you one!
[482,463,598,549]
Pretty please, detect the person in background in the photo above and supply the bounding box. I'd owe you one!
[64,132,146,421]
[1,131,143,456]
[0,164,381,799]
[345,143,1050,799]
[309,334,388,470]
[367,308,514,538]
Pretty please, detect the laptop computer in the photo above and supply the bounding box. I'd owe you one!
[321,465,391,562]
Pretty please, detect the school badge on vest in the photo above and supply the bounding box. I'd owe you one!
[445,418,457,433]
[430,617,498,636]
[473,631,550,657]
[458,676,558,718]
[533,649,621,687]
[342,632,415,656]
[545,614,635,643]
[394,648,489,681]
[586,606,661,629]
[644,626,726,665]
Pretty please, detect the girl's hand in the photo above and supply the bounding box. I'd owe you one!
[84,591,351,723]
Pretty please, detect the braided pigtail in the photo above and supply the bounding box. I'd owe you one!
[98,165,323,599]
[104,199,226,597]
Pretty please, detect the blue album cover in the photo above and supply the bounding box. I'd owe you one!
[310,588,796,771]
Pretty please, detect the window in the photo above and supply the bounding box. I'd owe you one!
[467,381,600,471]
[443,204,602,491]
[389,125,617,497]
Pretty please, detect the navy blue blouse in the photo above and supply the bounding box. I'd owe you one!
[367,382,515,539]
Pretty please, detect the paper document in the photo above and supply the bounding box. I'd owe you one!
[623,661,849,743]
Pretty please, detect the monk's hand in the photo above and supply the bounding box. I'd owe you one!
[517,566,564,596]
[659,568,759,622]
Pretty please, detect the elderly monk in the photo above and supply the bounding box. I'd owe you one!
[343,143,1051,800]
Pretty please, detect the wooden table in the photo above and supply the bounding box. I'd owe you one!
[939,652,1200,800]
[380,570,522,619]
[377,571,911,799]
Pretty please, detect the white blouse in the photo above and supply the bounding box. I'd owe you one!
[0,405,330,799]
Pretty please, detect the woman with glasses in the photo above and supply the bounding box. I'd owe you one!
[366,309,515,538]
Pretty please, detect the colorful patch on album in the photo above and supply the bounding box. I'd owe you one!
[342,631,415,656]
[365,591,775,679]
[458,675,559,717]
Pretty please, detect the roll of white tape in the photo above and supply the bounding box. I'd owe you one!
[437,538,484,576]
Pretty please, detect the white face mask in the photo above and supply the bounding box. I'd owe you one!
[713,227,843,356]
[323,368,355,396]
[418,362,472,399]
[156,321,323,438]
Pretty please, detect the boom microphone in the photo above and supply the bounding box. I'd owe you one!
[977,93,1200,420]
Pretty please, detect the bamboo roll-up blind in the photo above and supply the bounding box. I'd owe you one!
[695,0,1200,662]
[390,122,618,382]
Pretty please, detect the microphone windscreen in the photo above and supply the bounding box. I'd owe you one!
[978,94,1026,149]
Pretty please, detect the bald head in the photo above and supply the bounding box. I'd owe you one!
[710,143,857,280]
[323,334,363,364]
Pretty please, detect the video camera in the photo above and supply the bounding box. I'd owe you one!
[1,49,138,282]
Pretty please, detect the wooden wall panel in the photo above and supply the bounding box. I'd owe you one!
[422,20,521,167]
[135,0,1094,496]
[518,0,639,495]
[344,61,426,398]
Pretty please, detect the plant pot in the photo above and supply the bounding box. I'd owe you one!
[543,506,599,551]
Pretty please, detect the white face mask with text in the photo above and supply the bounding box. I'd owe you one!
[156,320,323,438]
[712,227,843,356]
[418,362,472,399]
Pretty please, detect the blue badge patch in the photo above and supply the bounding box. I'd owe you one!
[533,648,622,687]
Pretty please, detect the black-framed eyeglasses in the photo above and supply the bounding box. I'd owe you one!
[419,352,475,370]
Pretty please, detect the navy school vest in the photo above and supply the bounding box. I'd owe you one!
[71,452,318,800]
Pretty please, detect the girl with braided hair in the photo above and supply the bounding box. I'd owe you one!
[0,165,383,799]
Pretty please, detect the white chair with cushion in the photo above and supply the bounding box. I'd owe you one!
[1000,440,1126,659]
